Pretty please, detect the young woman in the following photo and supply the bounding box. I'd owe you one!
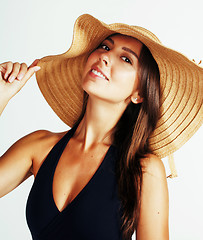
[0,14,202,240]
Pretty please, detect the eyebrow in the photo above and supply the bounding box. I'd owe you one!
[122,47,139,59]
[106,37,114,45]
[105,37,139,59]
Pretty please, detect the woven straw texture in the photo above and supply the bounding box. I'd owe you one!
[36,14,203,159]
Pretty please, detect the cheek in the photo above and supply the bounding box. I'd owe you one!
[113,67,138,92]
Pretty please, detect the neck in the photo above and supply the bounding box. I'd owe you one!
[74,96,128,150]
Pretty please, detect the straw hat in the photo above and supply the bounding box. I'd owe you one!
[36,14,203,164]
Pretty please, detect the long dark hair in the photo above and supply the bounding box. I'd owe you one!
[74,40,160,239]
[113,44,160,239]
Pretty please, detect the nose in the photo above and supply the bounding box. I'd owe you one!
[99,53,110,66]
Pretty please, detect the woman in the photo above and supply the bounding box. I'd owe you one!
[0,14,202,240]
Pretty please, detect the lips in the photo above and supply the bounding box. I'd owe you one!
[90,66,109,81]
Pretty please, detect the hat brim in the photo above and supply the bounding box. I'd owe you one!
[36,14,203,158]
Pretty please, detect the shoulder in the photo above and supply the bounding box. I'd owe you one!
[12,129,68,176]
[28,130,68,175]
[26,129,66,143]
[140,153,166,179]
[13,129,67,150]
[31,129,67,155]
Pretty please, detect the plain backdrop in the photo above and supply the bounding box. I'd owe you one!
[0,0,202,239]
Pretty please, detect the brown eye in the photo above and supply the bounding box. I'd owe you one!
[98,44,110,51]
[121,56,132,64]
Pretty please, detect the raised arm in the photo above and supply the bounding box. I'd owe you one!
[136,154,169,240]
[0,60,41,197]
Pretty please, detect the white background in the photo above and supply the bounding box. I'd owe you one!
[0,0,202,239]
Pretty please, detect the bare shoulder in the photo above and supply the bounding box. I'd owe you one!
[26,130,68,176]
[5,129,68,176]
[10,129,67,152]
[140,153,166,179]
[0,130,68,197]
[30,129,67,153]
[22,129,67,146]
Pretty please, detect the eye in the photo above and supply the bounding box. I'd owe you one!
[121,56,132,64]
[98,44,110,51]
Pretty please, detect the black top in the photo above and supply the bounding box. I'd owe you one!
[26,126,125,240]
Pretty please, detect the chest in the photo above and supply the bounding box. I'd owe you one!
[52,141,111,212]
[26,129,124,239]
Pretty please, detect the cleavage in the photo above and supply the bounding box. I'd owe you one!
[52,139,110,212]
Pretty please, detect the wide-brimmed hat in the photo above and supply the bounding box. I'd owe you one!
[36,14,203,170]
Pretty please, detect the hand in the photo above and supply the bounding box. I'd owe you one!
[0,59,41,101]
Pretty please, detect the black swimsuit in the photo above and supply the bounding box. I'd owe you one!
[26,126,125,240]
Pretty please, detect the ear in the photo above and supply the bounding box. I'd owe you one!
[131,92,143,104]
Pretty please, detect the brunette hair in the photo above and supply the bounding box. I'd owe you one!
[74,40,160,239]
[113,44,160,239]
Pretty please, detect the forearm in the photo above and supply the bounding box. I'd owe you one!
[0,96,10,116]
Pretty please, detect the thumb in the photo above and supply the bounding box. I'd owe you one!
[18,64,40,88]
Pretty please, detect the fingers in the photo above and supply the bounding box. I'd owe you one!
[2,62,14,80]
[7,62,21,83]
[17,63,28,80]
[0,61,40,83]
[21,65,40,85]
[0,60,41,102]
[28,59,41,76]
[2,62,25,83]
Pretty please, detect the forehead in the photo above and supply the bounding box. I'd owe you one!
[104,34,143,55]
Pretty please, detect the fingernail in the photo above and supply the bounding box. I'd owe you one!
[17,73,24,80]
[9,75,15,83]
[34,66,41,72]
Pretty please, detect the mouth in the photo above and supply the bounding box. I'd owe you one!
[90,67,109,81]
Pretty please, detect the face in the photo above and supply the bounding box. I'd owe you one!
[82,34,143,106]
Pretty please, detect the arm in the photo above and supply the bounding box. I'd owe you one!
[0,133,35,197]
[136,154,169,240]
[0,60,41,197]
[0,129,59,198]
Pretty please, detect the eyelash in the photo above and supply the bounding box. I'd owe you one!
[98,44,110,51]
[97,44,133,65]
[121,56,132,65]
